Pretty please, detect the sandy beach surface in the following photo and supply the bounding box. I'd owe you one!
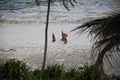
[0,23,92,70]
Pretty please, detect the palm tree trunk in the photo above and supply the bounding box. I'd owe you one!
[42,0,51,70]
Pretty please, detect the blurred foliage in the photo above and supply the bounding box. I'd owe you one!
[65,68,80,80]
[0,59,34,80]
[0,59,119,80]
[79,65,102,80]
[72,12,120,77]
[33,64,66,80]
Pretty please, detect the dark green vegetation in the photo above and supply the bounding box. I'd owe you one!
[0,59,34,80]
[2,59,117,80]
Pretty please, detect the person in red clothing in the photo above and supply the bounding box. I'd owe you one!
[61,31,68,44]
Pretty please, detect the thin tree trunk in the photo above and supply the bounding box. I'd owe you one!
[42,0,51,70]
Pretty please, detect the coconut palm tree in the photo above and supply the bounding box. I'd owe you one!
[72,12,120,75]
[42,0,51,70]
[35,0,51,70]
[35,0,76,69]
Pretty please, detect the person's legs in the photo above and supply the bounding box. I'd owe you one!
[64,39,68,44]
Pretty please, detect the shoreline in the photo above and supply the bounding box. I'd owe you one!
[0,46,91,70]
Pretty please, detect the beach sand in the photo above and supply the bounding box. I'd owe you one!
[0,23,92,70]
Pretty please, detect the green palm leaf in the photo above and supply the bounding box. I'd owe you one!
[73,12,120,75]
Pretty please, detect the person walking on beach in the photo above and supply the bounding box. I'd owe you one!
[52,33,56,42]
[61,31,68,44]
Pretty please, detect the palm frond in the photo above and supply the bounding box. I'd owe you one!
[35,0,77,10]
[73,12,120,75]
[62,0,70,11]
